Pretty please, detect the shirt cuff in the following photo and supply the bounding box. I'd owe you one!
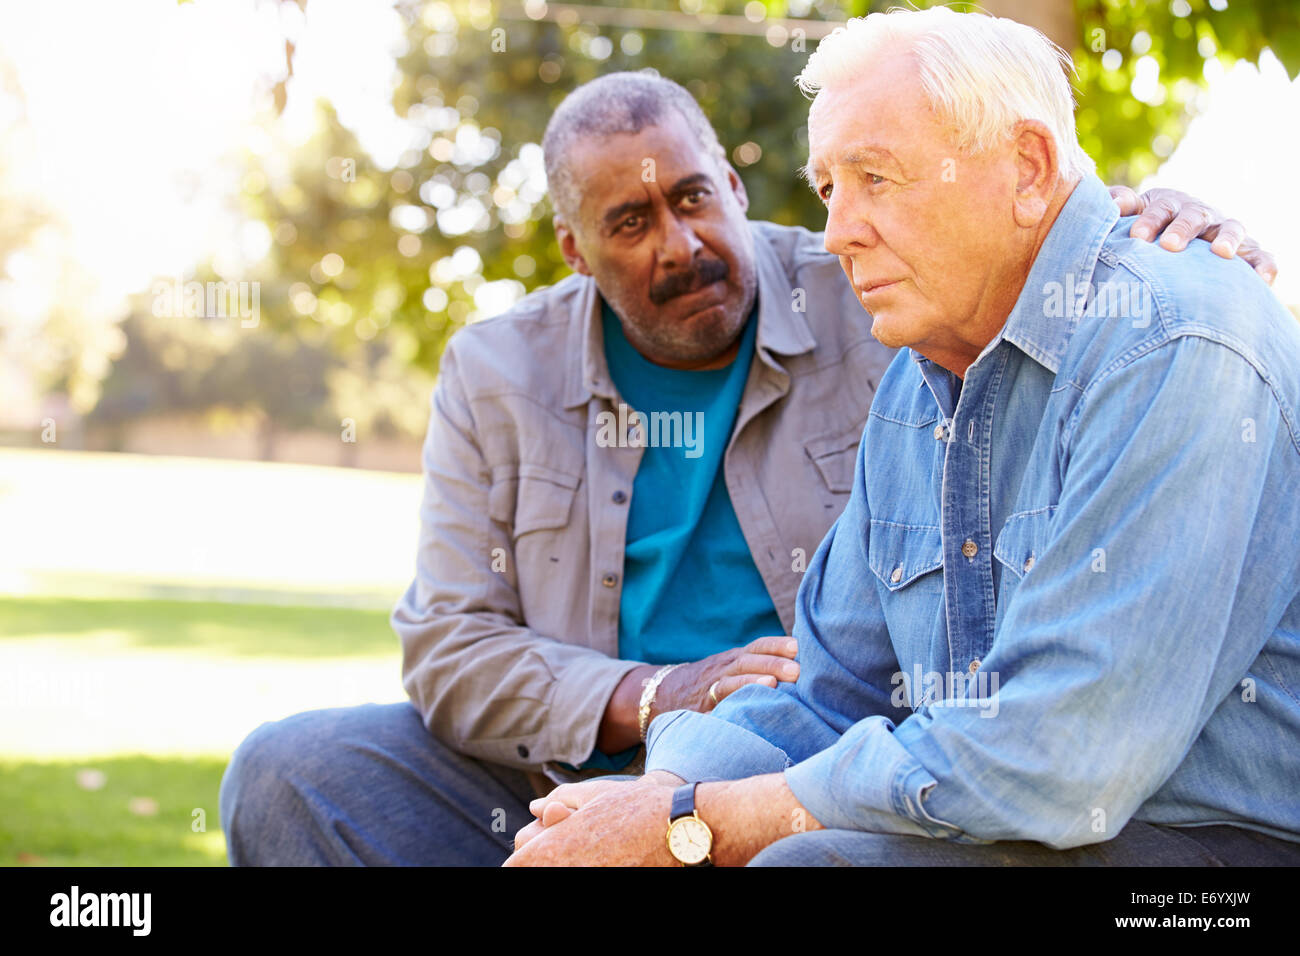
[645,708,792,781]
[545,655,644,767]
[561,744,641,773]
[783,715,966,839]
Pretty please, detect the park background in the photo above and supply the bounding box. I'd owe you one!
[1,0,1297,865]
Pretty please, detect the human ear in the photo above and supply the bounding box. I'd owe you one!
[554,217,593,276]
[1010,120,1059,228]
[724,163,750,214]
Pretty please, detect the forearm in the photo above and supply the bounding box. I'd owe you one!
[398,603,643,767]
[600,637,806,756]
[596,664,658,754]
[696,774,824,867]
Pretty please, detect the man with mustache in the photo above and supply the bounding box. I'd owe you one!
[219,67,1271,866]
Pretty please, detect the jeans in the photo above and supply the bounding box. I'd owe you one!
[220,702,537,866]
[220,701,1300,867]
[749,822,1300,866]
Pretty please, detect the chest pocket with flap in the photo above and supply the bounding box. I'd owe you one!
[993,506,1056,581]
[868,520,944,591]
[488,463,582,537]
[804,427,864,494]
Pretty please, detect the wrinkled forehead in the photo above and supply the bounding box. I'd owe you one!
[571,124,724,215]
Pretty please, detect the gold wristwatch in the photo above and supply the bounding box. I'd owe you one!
[666,781,714,867]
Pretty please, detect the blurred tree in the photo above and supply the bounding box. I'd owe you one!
[93,99,435,456]
[89,307,342,461]
[1068,0,1299,184]
[0,58,127,425]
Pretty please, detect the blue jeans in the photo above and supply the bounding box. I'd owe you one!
[220,702,537,866]
[220,702,1300,866]
[750,822,1300,866]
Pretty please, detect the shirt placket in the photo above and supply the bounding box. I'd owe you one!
[584,394,643,658]
[937,353,1001,689]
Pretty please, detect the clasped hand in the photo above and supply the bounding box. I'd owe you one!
[503,770,685,867]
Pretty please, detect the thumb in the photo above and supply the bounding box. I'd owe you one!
[541,800,574,827]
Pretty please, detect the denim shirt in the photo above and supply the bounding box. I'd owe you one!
[646,175,1300,848]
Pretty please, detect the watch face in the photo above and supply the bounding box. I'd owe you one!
[667,816,712,865]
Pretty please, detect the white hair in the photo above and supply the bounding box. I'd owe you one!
[797,6,1095,180]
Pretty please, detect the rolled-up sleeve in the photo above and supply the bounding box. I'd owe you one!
[393,342,639,770]
[644,706,792,782]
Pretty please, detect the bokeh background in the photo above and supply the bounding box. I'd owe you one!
[1,0,1297,865]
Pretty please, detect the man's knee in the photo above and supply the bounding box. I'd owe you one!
[219,706,359,863]
[220,718,287,851]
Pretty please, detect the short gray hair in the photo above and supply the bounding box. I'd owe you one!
[798,7,1096,180]
[542,71,728,224]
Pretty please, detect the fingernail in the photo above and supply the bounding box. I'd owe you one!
[785,639,797,654]
[783,662,799,679]
[1133,225,1151,240]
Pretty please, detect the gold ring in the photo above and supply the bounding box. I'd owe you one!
[708,680,721,706]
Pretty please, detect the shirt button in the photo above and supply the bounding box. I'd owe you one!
[1023,555,1035,572]
[890,566,903,583]
[961,539,978,558]
[612,490,627,504]
[968,658,980,674]
[933,423,946,441]
[601,573,618,588]
[517,744,529,759]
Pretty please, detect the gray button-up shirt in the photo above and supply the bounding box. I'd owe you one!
[392,220,894,776]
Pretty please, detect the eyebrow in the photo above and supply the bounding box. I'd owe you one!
[599,172,715,232]
[802,146,905,189]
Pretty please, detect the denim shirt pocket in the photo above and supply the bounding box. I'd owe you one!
[868,520,944,591]
[993,506,1057,581]
[488,463,582,537]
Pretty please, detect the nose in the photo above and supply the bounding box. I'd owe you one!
[657,211,704,271]
[822,185,879,259]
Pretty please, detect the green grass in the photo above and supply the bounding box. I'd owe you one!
[0,596,397,658]
[2,595,403,865]
[0,755,230,866]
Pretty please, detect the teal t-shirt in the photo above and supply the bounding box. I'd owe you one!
[576,299,784,770]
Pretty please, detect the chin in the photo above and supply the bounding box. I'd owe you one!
[682,296,746,334]
[869,314,912,350]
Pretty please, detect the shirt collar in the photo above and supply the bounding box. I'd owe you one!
[563,220,817,409]
[997,174,1119,376]
[749,220,818,360]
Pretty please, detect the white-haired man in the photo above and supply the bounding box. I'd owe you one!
[508,8,1300,867]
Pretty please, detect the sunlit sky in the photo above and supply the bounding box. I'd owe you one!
[1,0,1297,347]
